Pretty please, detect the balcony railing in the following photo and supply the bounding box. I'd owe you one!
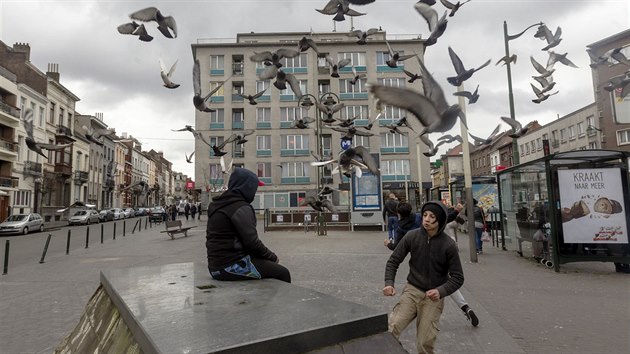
[56,125,72,136]
[0,101,20,119]
[74,170,88,184]
[55,163,72,176]
[104,179,115,190]
[23,162,42,176]
[0,176,19,188]
[0,138,17,153]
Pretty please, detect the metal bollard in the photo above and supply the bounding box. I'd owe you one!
[66,230,71,255]
[3,240,9,275]
[132,219,138,234]
[100,223,104,244]
[113,222,117,240]
[39,233,52,263]
[85,226,90,249]
[145,217,148,229]
[123,220,126,237]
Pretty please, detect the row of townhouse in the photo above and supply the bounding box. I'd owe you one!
[0,41,190,222]
[432,28,630,200]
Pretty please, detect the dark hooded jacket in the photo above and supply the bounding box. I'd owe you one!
[384,201,464,298]
[206,168,277,271]
[387,214,420,250]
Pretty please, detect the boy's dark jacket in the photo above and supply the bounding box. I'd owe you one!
[384,201,464,298]
[205,168,277,270]
[387,214,420,250]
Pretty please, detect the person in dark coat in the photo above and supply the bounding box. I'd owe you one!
[184,203,190,220]
[206,168,291,283]
[383,193,399,242]
[384,202,420,250]
[190,203,197,220]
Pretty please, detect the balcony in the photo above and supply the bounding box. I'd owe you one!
[0,175,18,188]
[55,163,72,176]
[23,161,43,177]
[74,170,88,185]
[0,100,21,124]
[0,138,17,160]
[104,179,115,191]
[56,125,72,136]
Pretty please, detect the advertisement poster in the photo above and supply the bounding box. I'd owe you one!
[610,87,630,124]
[557,168,628,243]
[352,153,382,211]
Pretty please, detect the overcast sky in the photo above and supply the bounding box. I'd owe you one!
[1,0,628,179]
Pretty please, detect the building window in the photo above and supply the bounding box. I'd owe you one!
[210,55,225,70]
[209,82,225,97]
[588,142,598,149]
[210,109,224,123]
[38,107,44,126]
[381,105,404,122]
[338,52,366,67]
[568,125,575,140]
[13,190,31,207]
[586,115,595,127]
[281,135,309,151]
[280,107,304,127]
[257,162,271,178]
[380,132,408,148]
[49,102,55,124]
[281,161,309,177]
[617,129,630,145]
[536,138,542,150]
[256,135,271,155]
[560,128,566,143]
[256,80,270,93]
[256,107,271,129]
[354,135,370,148]
[341,105,369,120]
[279,79,307,99]
[381,159,410,176]
[339,79,367,94]
[520,144,524,156]
[20,97,26,115]
[377,78,406,87]
[281,53,308,68]
[577,122,584,137]
[59,108,65,126]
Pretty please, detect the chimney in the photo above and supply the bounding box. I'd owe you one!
[12,42,31,61]
[95,112,103,121]
[122,132,128,138]
[46,63,60,82]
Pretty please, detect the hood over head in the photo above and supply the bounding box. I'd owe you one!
[421,201,448,235]
[227,168,261,203]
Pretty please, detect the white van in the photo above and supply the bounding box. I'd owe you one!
[177,201,188,215]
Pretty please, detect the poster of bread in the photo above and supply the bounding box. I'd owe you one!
[557,168,628,244]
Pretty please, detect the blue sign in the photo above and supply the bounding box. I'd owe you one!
[340,138,352,150]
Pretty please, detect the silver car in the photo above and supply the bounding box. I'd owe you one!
[0,213,45,235]
[68,210,100,225]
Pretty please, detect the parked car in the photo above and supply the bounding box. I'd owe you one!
[135,208,148,217]
[0,213,44,235]
[148,206,167,223]
[110,208,124,220]
[122,208,135,219]
[98,209,115,222]
[68,210,100,225]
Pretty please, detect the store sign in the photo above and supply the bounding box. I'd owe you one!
[557,168,628,243]
[186,181,195,189]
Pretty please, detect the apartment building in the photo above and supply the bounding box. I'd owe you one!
[191,31,430,208]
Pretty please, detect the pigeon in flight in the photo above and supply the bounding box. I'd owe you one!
[501,116,529,138]
[496,54,517,66]
[403,69,422,83]
[329,125,374,141]
[530,83,558,103]
[159,58,179,89]
[185,151,194,163]
[193,59,230,112]
[602,72,630,98]
[318,185,339,197]
[211,134,238,156]
[234,130,255,145]
[172,125,212,147]
[350,66,366,85]
[453,85,480,104]
[316,0,368,22]
[300,196,338,213]
[83,125,116,146]
[534,24,562,51]
[250,49,300,69]
[530,56,555,79]
[546,51,578,68]
[292,116,317,129]
[385,41,416,68]
[220,156,234,174]
[315,100,345,121]
[129,7,177,39]
[437,134,463,144]
[117,21,153,42]
[23,108,73,159]
[312,146,378,178]
[469,124,501,146]
[348,28,379,45]
[414,2,448,47]
[439,0,472,17]
[586,48,614,68]
[325,56,352,78]
[532,75,556,93]
[383,123,407,135]
[334,114,359,128]
[298,36,321,55]
[610,47,630,67]
[447,47,491,86]
[238,88,267,105]
[419,134,447,157]
[274,70,303,98]
[417,0,437,4]
[369,57,467,136]
[362,111,383,130]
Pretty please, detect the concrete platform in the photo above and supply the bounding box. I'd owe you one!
[99,262,404,354]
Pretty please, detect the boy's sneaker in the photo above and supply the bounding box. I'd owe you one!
[465,308,479,327]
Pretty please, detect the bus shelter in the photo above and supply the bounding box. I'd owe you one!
[496,150,630,271]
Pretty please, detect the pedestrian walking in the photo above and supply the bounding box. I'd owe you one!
[383,201,464,353]
[184,203,190,220]
[206,168,291,283]
[383,193,399,242]
[383,202,419,250]
[465,199,486,254]
[171,204,177,221]
[190,203,197,220]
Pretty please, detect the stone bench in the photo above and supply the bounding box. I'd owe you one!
[160,220,196,239]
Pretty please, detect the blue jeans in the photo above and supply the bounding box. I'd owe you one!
[475,227,483,251]
[387,216,398,241]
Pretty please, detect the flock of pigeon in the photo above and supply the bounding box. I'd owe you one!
[588,47,630,99]
[105,0,622,213]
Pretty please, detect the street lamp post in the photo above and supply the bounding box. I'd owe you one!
[503,20,544,166]
[298,92,340,236]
